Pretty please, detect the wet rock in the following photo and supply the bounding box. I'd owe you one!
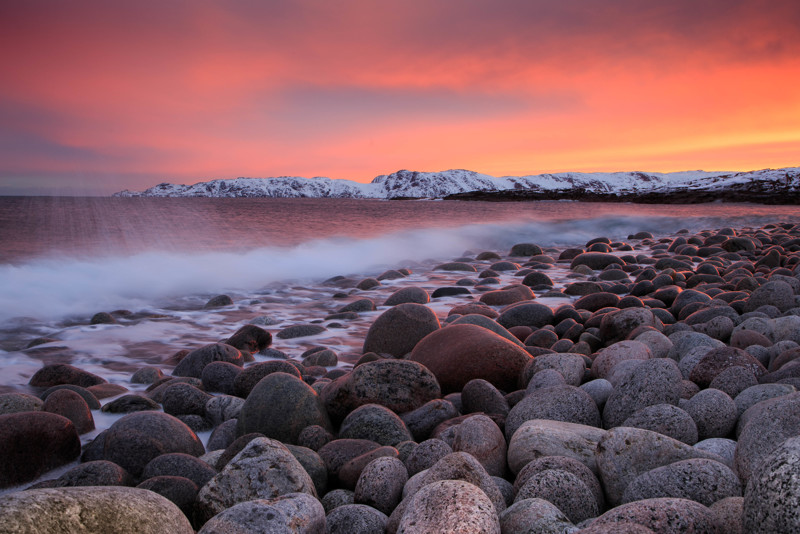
[510,243,543,256]
[161,382,211,417]
[100,411,205,478]
[409,324,531,394]
[570,252,623,270]
[286,444,328,497]
[461,378,510,417]
[362,303,440,357]
[195,437,317,523]
[136,475,198,520]
[101,394,160,413]
[384,286,430,306]
[317,439,382,481]
[207,419,239,452]
[744,280,796,313]
[29,363,107,388]
[204,294,233,308]
[204,395,243,427]
[479,284,534,306]
[233,360,302,398]
[337,446,399,489]
[131,366,165,385]
[41,384,101,410]
[172,343,243,379]
[237,372,332,444]
[141,452,216,488]
[225,324,272,353]
[0,392,43,415]
[41,388,95,434]
[48,459,134,488]
[0,486,194,533]
[0,411,81,488]
[450,313,524,346]
[198,492,325,534]
[302,348,338,367]
[496,301,555,329]
[276,323,328,339]
[599,308,660,344]
[621,458,742,506]
[574,292,620,312]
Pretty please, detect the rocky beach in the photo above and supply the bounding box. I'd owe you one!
[3,219,800,533]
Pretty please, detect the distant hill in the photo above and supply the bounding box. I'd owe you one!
[114,167,800,203]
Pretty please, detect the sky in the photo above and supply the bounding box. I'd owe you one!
[1,0,799,195]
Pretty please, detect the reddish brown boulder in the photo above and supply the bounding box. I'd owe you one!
[479,285,534,306]
[409,324,532,394]
[0,412,81,488]
[42,389,95,435]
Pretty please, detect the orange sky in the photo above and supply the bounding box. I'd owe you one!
[1,0,799,194]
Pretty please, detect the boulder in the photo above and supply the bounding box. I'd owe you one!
[362,303,440,357]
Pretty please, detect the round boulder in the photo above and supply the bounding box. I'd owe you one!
[362,303,440,357]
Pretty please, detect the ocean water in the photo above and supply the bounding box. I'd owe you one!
[0,195,798,492]
[0,197,798,392]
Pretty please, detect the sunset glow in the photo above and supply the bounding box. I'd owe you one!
[2,0,799,194]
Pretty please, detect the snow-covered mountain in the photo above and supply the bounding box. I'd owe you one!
[114,167,800,199]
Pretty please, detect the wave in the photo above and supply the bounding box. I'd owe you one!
[0,213,789,326]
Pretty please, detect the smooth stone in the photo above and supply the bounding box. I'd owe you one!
[499,498,579,534]
[708,366,758,399]
[394,480,501,534]
[0,393,43,415]
[225,324,272,353]
[447,414,507,477]
[683,388,737,440]
[197,493,325,534]
[602,358,682,429]
[510,243,544,256]
[461,378,510,417]
[526,353,586,387]
[694,438,737,469]
[195,437,317,523]
[743,434,800,532]
[29,363,107,388]
[734,391,800,484]
[285,444,328,497]
[621,458,742,506]
[507,419,608,475]
[321,359,441,423]
[734,383,796,418]
[201,361,242,395]
[40,384,101,410]
[591,340,653,380]
[41,388,95,434]
[101,394,160,413]
[515,468,599,524]
[479,284,534,306]
[172,343,243,379]
[354,456,408,515]
[384,286,430,306]
[131,366,165,385]
[0,487,194,533]
[46,459,134,487]
[161,382,211,417]
[236,372,332,445]
[513,455,605,512]
[409,324,531,394]
[100,411,205,478]
[599,308,660,344]
[317,439,382,481]
[507,385,601,440]
[595,426,721,506]
[579,379,613,410]
[400,399,459,442]
[362,303,440,357]
[404,439,453,477]
[207,419,239,451]
[634,330,673,359]
[570,253,623,270]
[689,346,767,387]
[709,496,744,534]
[141,452,216,488]
[450,313,524,346]
[233,360,302,398]
[337,446,399,489]
[621,403,698,445]
[339,403,413,446]
[326,504,388,534]
[205,395,244,426]
[587,497,717,533]
[496,301,555,329]
[136,476,199,520]
[0,411,81,488]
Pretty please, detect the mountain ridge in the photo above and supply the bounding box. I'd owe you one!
[113,167,800,202]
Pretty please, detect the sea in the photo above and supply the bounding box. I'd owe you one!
[0,195,798,491]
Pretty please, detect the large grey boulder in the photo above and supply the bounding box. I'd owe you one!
[743,435,800,533]
[197,493,325,534]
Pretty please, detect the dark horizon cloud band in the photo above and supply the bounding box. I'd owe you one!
[1,0,799,194]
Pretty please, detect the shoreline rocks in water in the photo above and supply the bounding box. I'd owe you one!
[3,221,800,532]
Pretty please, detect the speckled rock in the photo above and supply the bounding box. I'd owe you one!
[602,358,682,429]
[461,378,510,417]
[683,388,737,440]
[233,360,302,398]
[507,419,608,475]
[527,353,587,387]
[394,480,501,534]
[29,363,107,388]
[338,403,413,446]
[587,497,716,534]
[621,458,742,506]
[362,303,440,357]
[595,426,720,506]
[354,456,408,515]
[514,455,605,512]
[195,437,317,522]
[499,498,578,534]
[515,468,599,523]
[447,414,507,477]
[327,504,388,534]
[399,399,459,442]
[621,403,698,445]
[236,372,332,444]
[591,341,653,380]
[0,393,43,415]
[41,388,95,434]
[197,492,325,534]
[743,434,800,533]
[141,452,216,488]
[0,487,194,534]
[403,439,453,476]
[689,346,767,388]
[507,385,601,439]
